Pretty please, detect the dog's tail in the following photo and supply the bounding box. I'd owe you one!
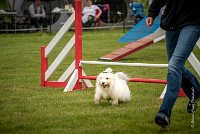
[103,68,113,73]
[115,72,129,81]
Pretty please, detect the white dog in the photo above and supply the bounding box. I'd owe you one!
[94,68,131,105]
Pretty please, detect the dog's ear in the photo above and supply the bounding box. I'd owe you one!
[103,68,113,73]
[96,74,101,86]
[96,74,101,80]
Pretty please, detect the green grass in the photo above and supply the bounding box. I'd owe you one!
[0,29,199,134]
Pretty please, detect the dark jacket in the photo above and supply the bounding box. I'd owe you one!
[148,0,200,31]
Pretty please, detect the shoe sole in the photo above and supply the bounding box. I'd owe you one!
[155,116,169,130]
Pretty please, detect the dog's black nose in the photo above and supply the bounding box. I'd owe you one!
[102,82,105,85]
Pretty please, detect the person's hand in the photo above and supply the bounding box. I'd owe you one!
[146,17,153,29]
[94,16,98,21]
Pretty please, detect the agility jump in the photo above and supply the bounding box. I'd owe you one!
[41,0,199,98]
[40,0,170,91]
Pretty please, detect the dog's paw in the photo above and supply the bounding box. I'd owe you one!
[111,100,118,106]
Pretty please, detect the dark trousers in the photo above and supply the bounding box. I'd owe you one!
[159,25,200,118]
[30,17,48,28]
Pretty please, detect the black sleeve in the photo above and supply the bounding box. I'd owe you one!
[148,0,166,19]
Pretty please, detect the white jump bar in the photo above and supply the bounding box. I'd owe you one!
[80,60,168,68]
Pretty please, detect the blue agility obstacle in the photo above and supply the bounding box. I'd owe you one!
[119,16,160,43]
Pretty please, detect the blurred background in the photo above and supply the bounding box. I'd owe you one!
[0,0,150,32]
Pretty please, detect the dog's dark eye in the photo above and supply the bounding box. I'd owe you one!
[106,77,109,80]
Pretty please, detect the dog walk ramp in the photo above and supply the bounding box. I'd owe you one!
[99,16,164,61]
[99,28,165,61]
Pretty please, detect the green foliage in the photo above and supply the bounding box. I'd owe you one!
[0,30,199,133]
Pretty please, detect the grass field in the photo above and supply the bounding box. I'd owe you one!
[0,29,199,134]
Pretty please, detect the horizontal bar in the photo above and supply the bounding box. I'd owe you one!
[80,76,167,84]
[80,60,168,68]
[45,81,67,88]
[129,78,166,84]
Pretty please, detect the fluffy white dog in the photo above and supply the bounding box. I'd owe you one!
[94,68,131,105]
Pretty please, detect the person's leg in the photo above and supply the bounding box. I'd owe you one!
[182,67,200,113]
[42,17,48,28]
[181,67,200,100]
[82,15,88,27]
[156,25,200,125]
[82,15,88,24]
[30,17,39,28]
[38,18,43,27]
[165,30,200,101]
[155,30,179,127]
